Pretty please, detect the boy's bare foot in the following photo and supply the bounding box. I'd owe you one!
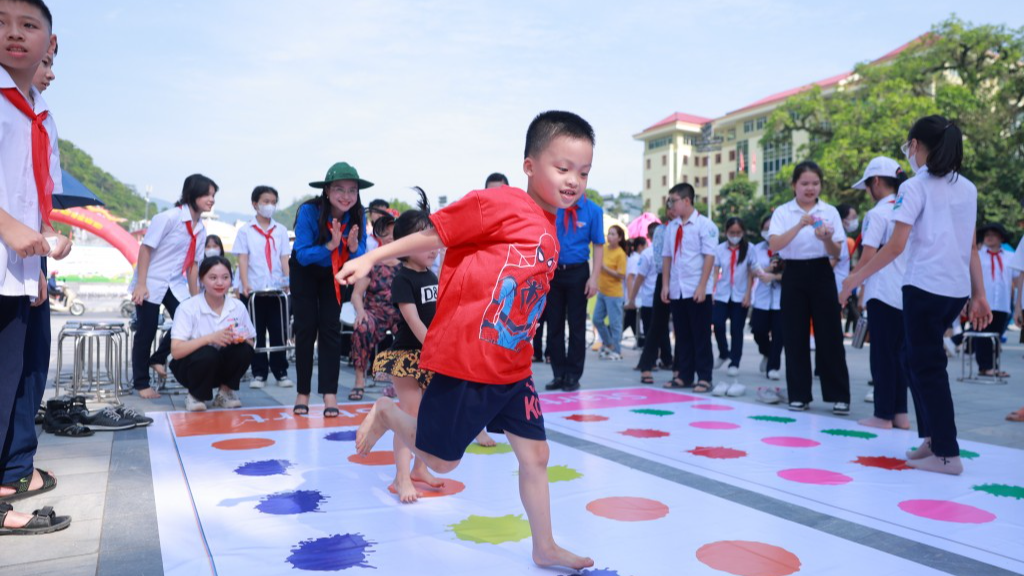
[390,477,421,504]
[356,398,393,455]
[410,469,446,489]
[908,454,963,475]
[475,430,496,447]
[906,439,932,460]
[858,416,893,430]
[138,387,161,399]
[893,413,911,430]
[533,543,594,571]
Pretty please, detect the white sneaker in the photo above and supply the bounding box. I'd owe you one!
[711,383,730,397]
[213,389,242,409]
[865,390,874,403]
[714,357,728,369]
[250,377,266,389]
[276,376,294,388]
[760,356,768,373]
[727,366,739,377]
[606,351,623,361]
[599,349,610,359]
[756,387,781,404]
[943,337,957,358]
[809,336,816,351]
[726,383,746,397]
[768,370,781,381]
[186,394,207,412]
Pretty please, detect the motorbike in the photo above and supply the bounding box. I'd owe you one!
[49,285,86,316]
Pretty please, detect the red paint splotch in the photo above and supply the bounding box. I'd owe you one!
[564,414,610,422]
[688,446,747,459]
[619,428,670,439]
[854,456,911,471]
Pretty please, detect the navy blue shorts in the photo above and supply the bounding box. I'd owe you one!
[415,373,546,462]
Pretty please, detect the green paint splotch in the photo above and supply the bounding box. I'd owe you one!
[821,429,877,440]
[548,465,584,483]
[631,408,674,417]
[959,449,980,460]
[749,415,796,424]
[465,442,514,455]
[973,484,1024,500]
[449,514,531,544]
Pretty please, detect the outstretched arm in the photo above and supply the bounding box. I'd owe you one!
[337,229,443,285]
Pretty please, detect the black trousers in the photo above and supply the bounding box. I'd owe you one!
[170,343,254,401]
[780,258,850,404]
[712,300,748,367]
[532,309,547,360]
[866,300,909,420]
[623,308,640,344]
[974,311,1009,372]
[241,293,289,380]
[132,291,180,389]
[546,263,589,380]
[750,308,784,374]
[290,258,341,395]
[902,285,967,457]
[0,296,29,484]
[638,274,673,371]
[670,297,713,384]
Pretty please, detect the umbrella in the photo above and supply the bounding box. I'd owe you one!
[627,212,661,239]
[53,169,105,209]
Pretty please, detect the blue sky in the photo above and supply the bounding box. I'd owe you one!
[45,1,1024,216]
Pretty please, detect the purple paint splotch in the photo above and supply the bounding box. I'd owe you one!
[234,459,292,476]
[324,430,357,442]
[286,533,375,571]
[256,490,326,515]
[560,569,622,576]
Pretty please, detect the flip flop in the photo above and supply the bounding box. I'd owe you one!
[348,388,365,402]
[0,504,71,535]
[0,469,57,503]
[640,375,655,385]
[693,381,713,393]
[323,407,340,418]
[293,404,309,416]
[663,378,688,389]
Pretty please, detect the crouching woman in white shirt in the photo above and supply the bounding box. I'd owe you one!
[170,256,256,412]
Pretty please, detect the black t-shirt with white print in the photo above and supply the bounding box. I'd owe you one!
[390,265,438,350]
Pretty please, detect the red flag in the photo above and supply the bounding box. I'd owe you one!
[739,153,745,173]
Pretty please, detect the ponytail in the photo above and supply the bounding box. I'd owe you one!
[908,115,963,178]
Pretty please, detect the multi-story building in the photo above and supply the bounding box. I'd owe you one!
[633,40,914,216]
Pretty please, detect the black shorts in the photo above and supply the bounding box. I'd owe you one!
[415,373,546,462]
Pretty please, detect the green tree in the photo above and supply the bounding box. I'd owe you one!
[274,195,314,227]
[58,139,157,228]
[388,198,414,213]
[716,173,787,235]
[585,189,603,206]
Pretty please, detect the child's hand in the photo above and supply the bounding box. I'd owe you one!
[206,328,235,348]
[838,276,855,306]
[32,270,46,307]
[968,297,993,331]
[336,256,373,286]
[43,230,72,260]
[132,284,149,306]
[694,290,706,304]
[347,225,360,253]
[661,284,670,304]
[798,215,815,228]
[1,220,49,258]
[814,224,832,241]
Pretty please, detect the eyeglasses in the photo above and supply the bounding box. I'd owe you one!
[328,185,359,196]
[900,140,912,158]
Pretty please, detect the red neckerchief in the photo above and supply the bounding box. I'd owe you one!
[252,223,276,271]
[183,219,198,275]
[728,245,739,286]
[563,196,584,234]
[673,223,684,261]
[988,249,1003,281]
[1,88,53,227]
[328,222,350,304]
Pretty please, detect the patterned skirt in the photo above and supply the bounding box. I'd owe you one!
[372,349,433,390]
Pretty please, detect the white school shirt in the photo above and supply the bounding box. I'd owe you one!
[768,198,846,261]
[635,248,659,308]
[661,210,718,299]
[0,69,63,297]
[979,247,1012,313]
[751,242,782,311]
[129,206,206,305]
[893,167,977,298]
[832,238,851,293]
[170,294,256,346]
[713,242,753,303]
[626,251,642,306]
[1010,238,1024,273]
[232,217,292,291]
[365,235,380,252]
[860,194,907,310]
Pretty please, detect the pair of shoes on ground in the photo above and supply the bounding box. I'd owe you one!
[545,376,581,392]
[598,348,622,361]
[788,401,850,415]
[756,386,787,404]
[715,358,740,377]
[711,382,746,397]
[188,389,242,412]
[44,396,152,435]
[250,376,294,389]
[0,502,71,536]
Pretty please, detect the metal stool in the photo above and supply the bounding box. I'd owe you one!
[960,331,1007,384]
[55,328,124,402]
[79,321,132,393]
[245,290,294,385]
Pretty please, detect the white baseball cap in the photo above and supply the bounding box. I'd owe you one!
[851,156,903,189]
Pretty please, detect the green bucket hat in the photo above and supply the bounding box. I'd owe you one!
[309,162,374,190]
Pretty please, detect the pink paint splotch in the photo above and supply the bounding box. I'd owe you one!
[898,500,996,524]
[690,421,740,430]
[540,388,698,413]
[778,468,852,486]
[619,428,670,439]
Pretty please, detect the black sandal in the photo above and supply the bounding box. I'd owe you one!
[0,503,71,535]
[640,375,655,384]
[693,381,713,393]
[293,404,309,415]
[323,407,340,418]
[348,388,365,402]
[55,423,93,438]
[0,469,57,503]
[663,378,688,389]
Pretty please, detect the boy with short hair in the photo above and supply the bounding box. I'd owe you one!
[0,0,73,534]
[661,183,718,391]
[340,111,595,571]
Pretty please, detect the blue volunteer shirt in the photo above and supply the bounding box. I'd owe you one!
[293,203,367,267]
[555,196,605,265]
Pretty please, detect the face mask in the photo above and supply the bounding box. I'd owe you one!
[761,230,770,240]
[204,248,221,258]
[904,144,921,173]
[844,219,859,233]
[727,236,742,245]
[257,204,276,218]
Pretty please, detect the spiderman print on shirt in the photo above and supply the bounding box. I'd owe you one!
[480,233,558,352]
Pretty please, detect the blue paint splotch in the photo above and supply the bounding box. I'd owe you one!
[286,533,375,571]
[560,569,622,576]
[234,459,293,477]
[324,430,357,442]
[256,490,327,515]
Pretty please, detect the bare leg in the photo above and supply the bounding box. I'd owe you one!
[356,397,460,474]
[858,416,893,430]
[0,468,54,498]
[504,431,593,571]
[391,433,419,503]
[893,413,911,430]
[323,393,337,410]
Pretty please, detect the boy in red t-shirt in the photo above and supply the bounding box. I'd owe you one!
[338,111,595,571]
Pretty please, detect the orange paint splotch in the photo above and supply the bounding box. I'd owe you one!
[696,540,801,576]
[211,438,275,451]
[586,497,669,522]
[564,414,610,422]
[348,451,395,466]
[388,479,466,498]
[853,456,911,470]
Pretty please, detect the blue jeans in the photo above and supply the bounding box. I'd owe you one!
[593,293,624,354]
